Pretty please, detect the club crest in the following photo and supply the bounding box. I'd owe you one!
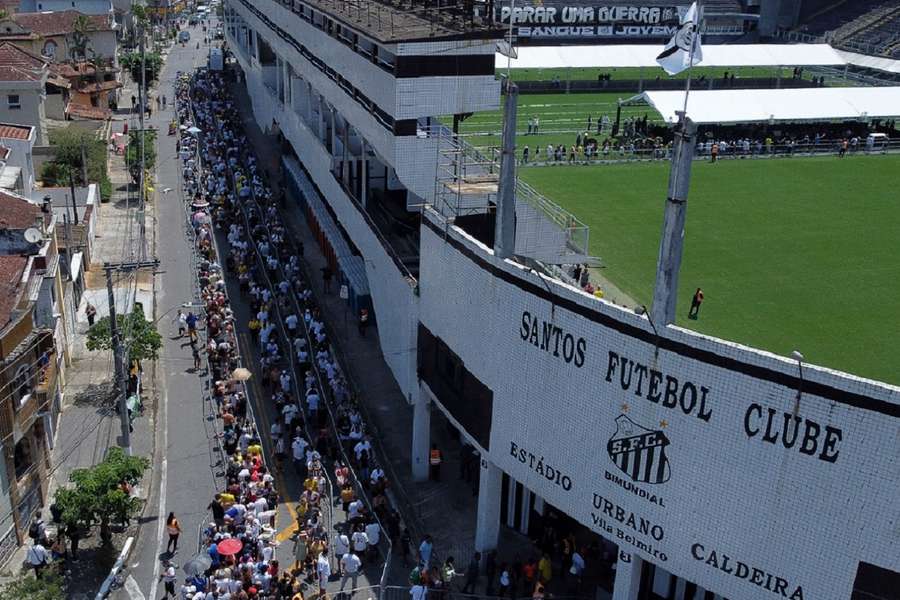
[607,414,671,484]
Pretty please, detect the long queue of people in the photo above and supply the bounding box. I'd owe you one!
[167,68,406,600]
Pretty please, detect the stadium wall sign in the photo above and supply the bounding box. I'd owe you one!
[418,215,900,600]
[497,3,685,39]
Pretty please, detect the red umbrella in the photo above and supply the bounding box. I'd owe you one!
[217,538,243,556]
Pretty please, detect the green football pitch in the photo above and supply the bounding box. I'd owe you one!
[456,92,658,151]
[519,154,900,386]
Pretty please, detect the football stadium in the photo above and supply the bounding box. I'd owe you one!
[222,0,900,598]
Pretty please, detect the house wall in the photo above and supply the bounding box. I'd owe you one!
[0,134,35,192]
[0,85,45,145]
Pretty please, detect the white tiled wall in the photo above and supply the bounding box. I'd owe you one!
[417,210,900,600]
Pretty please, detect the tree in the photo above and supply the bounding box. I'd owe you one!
[119,51,163,85]
[54,448,149,544]
[67,14,95,62]
[125,128,158,183]
[86,304,163,363]
[0,571,65,600]
[41,127,113,199]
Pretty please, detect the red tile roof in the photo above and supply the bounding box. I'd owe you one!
[66,102,111,120]
[78,79,122,93]
[0,42,47,82]
[0,255,28,329]
[0,123,34,140]
[11,10,113,37]
[0,189,42,228]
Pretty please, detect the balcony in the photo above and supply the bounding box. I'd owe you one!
[35,353,57,396]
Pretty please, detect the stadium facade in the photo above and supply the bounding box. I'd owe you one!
[222,0,900,598]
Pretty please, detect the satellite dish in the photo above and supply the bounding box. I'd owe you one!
[24,228,42,244]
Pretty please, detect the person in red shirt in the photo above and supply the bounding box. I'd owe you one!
[689,288,704,320]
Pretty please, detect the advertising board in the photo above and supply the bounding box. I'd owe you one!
[419,218,900,600]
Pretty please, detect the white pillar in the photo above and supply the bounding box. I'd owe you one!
[611,553,643,600]
[411,388,430,481]
[474,459,502,553]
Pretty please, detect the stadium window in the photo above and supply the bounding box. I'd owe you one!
[7,94,21,110]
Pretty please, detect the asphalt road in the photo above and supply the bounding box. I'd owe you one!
[125,26,221,600]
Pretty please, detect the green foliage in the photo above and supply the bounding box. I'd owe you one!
[54,447,149,541]
[120,51,163,85]
[132,3,149,27]
[42,128,109,192]
[86,304,163,362]
[68,14,95,61]
[126,128,157,171]
[0,571,65,600]
[521,155,900,385]
[125,128,158,183]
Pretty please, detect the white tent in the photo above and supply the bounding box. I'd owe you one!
[630,87,900,124]
[836,49,900,75]
[496,43,846,70]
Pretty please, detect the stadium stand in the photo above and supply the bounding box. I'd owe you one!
[794,0,900,57]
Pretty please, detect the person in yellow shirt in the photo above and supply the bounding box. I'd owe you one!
[248,443,263,457]
[538,553,552,583]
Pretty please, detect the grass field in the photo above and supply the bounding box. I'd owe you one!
[456,92,656,150]
[520,154,900,386]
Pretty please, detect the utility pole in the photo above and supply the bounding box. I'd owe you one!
[103,259,160,455]
[68,170,79,225]
[650,115,697,327]
[80,135,89,187]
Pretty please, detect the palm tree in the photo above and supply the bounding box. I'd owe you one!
[68,14,95,62]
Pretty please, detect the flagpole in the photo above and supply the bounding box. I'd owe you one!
[650,1,702,329]
[680,0,702,124]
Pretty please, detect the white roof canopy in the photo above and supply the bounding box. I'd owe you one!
[836,49,900,75]
[630,87,900,124]
[497,43,846,70]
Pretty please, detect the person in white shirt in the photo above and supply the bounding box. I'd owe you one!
[160,560,177,598]
[26,542,49,579]
[370,467,385,488]
[365,521,380,559]
[317,550,331,591]
[334,532,350,558]
[291,436,308,471]
[347,499,363,522]
[351,527,369,559]
[571,549,585,578]
[353,438,371,462]
[340,551,362,596]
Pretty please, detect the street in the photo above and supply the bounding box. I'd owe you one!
[125,26,223,600]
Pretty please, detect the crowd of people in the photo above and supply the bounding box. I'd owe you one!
[166,66,409,600]
[517,115,897,165]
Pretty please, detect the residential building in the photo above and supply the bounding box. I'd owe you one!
[0,189,64,563]
[0,122,35,193]
[0,10,118,65]
[0,43,51,144]
[18,0,113,18]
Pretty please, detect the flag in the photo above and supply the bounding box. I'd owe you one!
[656,2,703,76]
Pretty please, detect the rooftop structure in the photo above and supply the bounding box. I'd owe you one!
[270,0,504,43]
